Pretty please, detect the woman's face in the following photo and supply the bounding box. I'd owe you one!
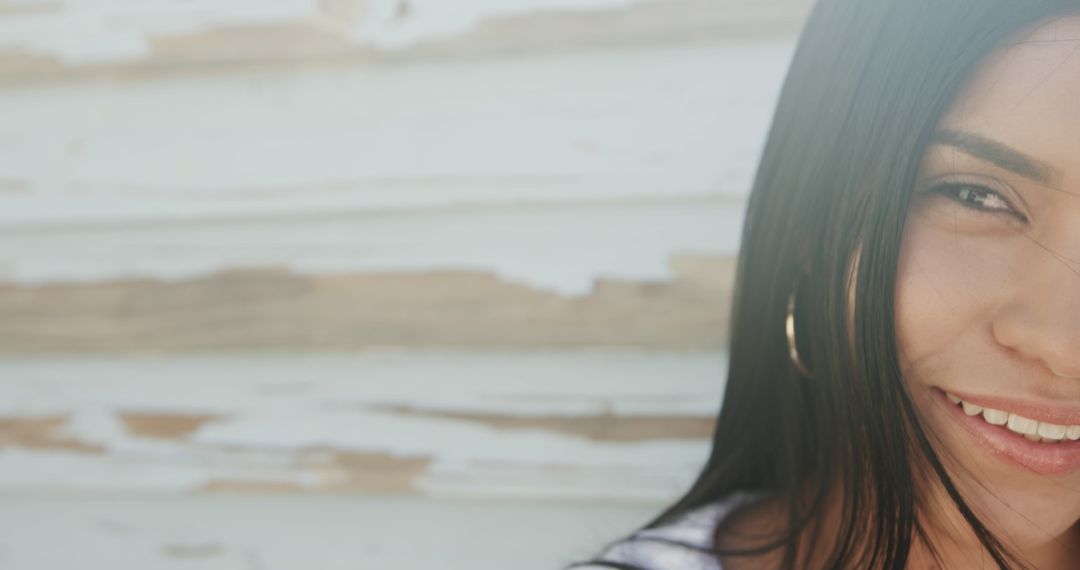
[896,14,1080,549]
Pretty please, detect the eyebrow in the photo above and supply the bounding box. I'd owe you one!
[932,129,1058,185]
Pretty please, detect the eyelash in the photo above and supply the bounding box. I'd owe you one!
[927,181,1028,222]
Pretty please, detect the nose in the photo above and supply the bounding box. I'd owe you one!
[991,255,1080,380]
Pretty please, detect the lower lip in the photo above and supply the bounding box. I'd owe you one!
[935,388,1080,477]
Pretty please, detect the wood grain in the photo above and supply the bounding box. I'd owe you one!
[0,351,725,498]
[0,253,735,353]
[0,0,812,82]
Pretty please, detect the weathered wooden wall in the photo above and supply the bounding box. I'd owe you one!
[0,0,809,80]
[0,1,809,567]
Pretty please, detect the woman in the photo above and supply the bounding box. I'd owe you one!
[572,0,1080,568]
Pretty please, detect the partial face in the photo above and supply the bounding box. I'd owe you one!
[895,14,1080,548]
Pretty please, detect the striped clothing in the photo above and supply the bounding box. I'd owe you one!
[577,493,761,570]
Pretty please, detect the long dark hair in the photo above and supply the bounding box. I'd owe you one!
[575,0,1077,568]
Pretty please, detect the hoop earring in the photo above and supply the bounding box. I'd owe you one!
[786,275,813,378]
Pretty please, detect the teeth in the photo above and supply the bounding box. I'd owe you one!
[1037,422,1068,441]
[1007,413,1039,436]
[945,392,1080,443]
[982,408,1009,425]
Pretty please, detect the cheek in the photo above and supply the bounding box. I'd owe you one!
[893,220,1003,378]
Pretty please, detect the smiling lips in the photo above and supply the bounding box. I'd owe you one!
[946,391,1080,443]
[939,390,1080,476]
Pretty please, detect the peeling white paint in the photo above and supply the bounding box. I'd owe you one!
[0,0,653,64]
[0,41,790,221]
[0,40,792,294]
[0,0,317,63]
[0,351,726,417]
[0,495,657,569]
[0,448,319,493]
[0,351,724,498]
[0,198,744,296]
[352,0,644,50]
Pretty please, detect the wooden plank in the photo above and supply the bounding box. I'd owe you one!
[0,40,786,330]
[0,0,812,81]
[0,251,736,353]
[0,21,780,507]
[0,40,778,352]
[0,196,747,291]
[0,350,725,499]
[0,494,661,570]
[0,41,791,227]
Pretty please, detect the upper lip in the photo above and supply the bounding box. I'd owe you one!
[944,389,1080,426]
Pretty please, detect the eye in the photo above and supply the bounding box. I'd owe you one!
[926,181,1028,222]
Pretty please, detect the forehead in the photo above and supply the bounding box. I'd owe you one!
[938,14,1080,186]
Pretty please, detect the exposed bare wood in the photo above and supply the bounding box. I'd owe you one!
[377,405,716,442]
[0,253,736,353]
[119,412,222,440]
[0,415,104,453]
[0,352,723,498]
[0,1,59,15]
[303,450,432,494]
[199,480,307,494]
[0,0,810,83]
[198,450,432,494]
[148,20,357,66]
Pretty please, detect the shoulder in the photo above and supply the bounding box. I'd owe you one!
[575,492,763,570]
